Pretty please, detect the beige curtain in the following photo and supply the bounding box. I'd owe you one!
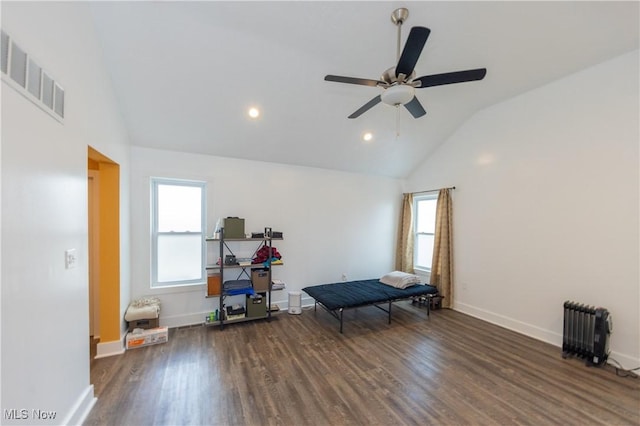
[395,193,414,272]
[430,188,453,308]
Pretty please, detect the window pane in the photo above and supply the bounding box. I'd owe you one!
[158,184,202,232]
[416,234,434,269]
[157,234,202,282]
[416,198,437,233]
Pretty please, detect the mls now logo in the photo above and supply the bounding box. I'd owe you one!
[4,409,28,420]
[4,408,57,420]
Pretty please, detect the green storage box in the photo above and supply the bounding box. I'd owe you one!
[224,217,245,238]
[246,293,267,318]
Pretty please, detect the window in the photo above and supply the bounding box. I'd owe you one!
[414,194,438,271]
[151,178,206,288]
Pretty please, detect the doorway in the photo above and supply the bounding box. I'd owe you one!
[88,169,100,361]
[88,146,121,363]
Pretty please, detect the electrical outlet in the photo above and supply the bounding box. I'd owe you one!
[65,249,77,269]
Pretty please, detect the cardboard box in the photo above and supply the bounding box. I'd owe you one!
[207,273,221,296]
[251,268,270,292]
[223,217,245,239]
[246,293,267,318]
[126,327,168,349]
[127,317,159,332]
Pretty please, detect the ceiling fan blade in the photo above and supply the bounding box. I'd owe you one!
[404,96,426,118]
[325,75,383,87]
[348,95,382,119]
[396,26,430,78]
[415,68,487,88]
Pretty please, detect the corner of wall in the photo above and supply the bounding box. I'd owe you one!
[61,385,97,426]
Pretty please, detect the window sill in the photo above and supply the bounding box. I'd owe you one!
[148,282,205,295]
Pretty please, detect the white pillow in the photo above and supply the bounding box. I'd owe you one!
[380,271,421,289]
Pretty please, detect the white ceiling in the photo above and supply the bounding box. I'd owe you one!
[88,1,639,178]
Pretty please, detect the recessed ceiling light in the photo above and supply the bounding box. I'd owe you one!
[363,132,373,142]
[248,107,260,118]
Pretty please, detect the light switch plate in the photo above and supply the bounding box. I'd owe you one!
[65,249,77,269]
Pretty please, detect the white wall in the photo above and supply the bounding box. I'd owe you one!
[130,147,403,327]
[1,3,130,424]
[406,50,639,369]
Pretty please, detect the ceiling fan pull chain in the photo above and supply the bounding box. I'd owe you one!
[396,106,401,138]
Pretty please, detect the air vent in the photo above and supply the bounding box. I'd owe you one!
[42,72,54,109]
[1,29,65,121]
[9,41,27,88]
[1,31,10,74]
[27,58,41,98]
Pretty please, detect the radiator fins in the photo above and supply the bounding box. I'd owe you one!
[562,301,611,366]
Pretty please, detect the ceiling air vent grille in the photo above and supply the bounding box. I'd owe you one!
[1,29,65,121]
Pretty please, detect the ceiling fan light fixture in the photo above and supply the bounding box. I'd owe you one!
[381,84,415,106]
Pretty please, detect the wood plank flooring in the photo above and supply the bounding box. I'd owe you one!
[85,302,639,425]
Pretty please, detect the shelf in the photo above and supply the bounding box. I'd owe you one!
[206,237,283,242]
[206,287,284,296]
[206,262,283,270]
[226,315,268,324]
[208,226,282,330]
[204,315,269,326]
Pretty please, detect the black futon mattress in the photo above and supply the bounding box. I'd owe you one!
[302,279,438,311]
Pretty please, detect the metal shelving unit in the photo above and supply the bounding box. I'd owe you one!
[205,226,282,329]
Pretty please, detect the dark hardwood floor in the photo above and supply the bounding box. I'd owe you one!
[85,302,639,425]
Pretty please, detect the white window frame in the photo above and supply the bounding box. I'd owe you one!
[151,177,206,288]
[413,193,438,272]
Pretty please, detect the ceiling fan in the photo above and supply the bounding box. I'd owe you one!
[325,8,487,119]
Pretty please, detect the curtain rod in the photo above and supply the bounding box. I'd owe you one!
[412,186,456,195]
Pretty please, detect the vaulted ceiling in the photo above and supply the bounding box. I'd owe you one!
[88,1,639,178]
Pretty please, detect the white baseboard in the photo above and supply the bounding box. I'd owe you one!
[272,295,315,312]
[160,297,318,327]
[95,334,125,359]
[454,301,560,345]
[606,350,640,371]
[61,384,96,426]
[454,301,640,370]
[160,312,210,328]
